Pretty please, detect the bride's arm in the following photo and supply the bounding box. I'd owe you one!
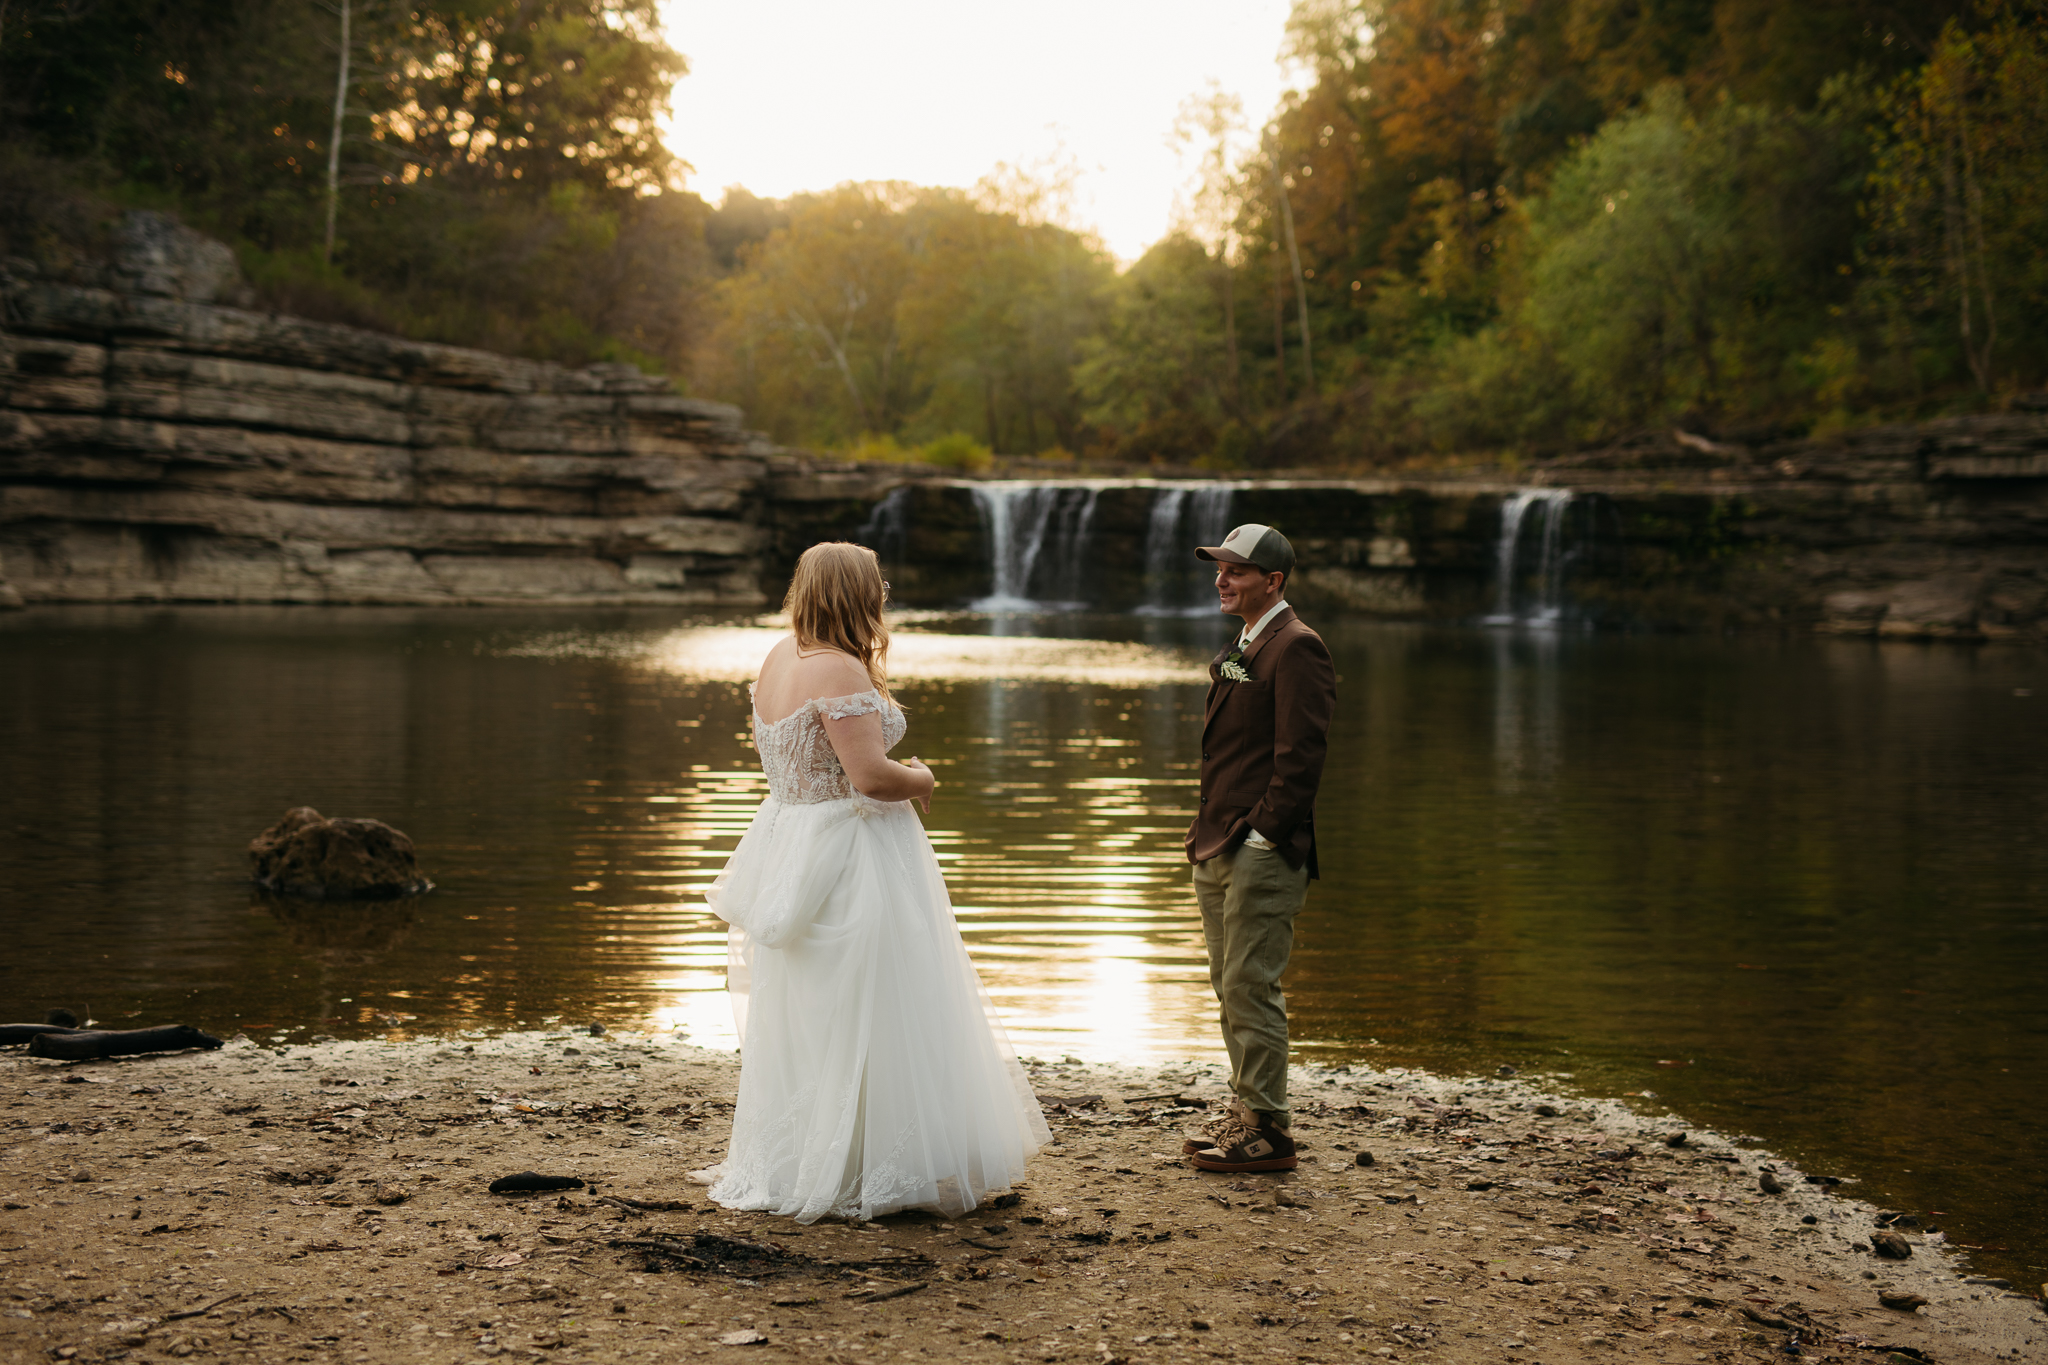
[823,710,935,809]
[796,652,935,810]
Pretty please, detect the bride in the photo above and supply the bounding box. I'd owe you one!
[699,541,1049,1223]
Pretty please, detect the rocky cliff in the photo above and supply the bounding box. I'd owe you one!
[779,415,2048,642]
[1546,413,2048,641]
[5,214,2043,641]
[0,213,902,608]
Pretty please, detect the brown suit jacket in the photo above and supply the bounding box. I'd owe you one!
[1184,605,1337,878]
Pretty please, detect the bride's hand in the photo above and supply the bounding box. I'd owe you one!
[904,757,935,814]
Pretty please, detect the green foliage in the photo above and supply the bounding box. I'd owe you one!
[372,0,682,193]
[917,433,995,472]
[0,0,707,374]
[8,0,2040,458]
[832,431,990,471]
[696,183,1112,452]
[1075,235,1243,463]
[1864,1,2048,394]
[838,433,919,464]
[1163,0,2003,461]
[1517,86,1863,431]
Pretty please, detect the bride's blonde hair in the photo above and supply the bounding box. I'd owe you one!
[784,542,890,698]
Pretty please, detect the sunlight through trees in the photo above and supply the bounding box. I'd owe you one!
[4,0,2042,463]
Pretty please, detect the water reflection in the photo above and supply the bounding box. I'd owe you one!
[509,620,1204,686]
[1,607,2044,1283]
[1492,628,1563,793]
[258,893,420,967]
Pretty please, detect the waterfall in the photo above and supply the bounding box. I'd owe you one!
[854,485,911,566]
[1042,486,1100,607]
[969,482,1099,610]
[1137,482,1236,614]
[1139,487,1189,613]
[961,478,1235,612]
[1486,489,1575,625]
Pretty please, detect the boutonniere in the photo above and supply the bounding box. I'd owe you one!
[1219,642,1253,683]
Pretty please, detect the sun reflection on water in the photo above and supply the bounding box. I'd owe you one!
[8,607,2047,1284]
[507,622,1208,687]
[501,620,1224,1062]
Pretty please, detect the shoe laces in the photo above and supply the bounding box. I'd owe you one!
[1205,1108,1264,1153]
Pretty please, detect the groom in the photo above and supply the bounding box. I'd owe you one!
[1183,523,1337,1174]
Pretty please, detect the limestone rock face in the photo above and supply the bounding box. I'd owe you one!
[4,220,2043,635]
[0,219,919,607]
[249,806,432,900]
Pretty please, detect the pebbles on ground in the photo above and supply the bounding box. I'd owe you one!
[0,1033,2039,1365]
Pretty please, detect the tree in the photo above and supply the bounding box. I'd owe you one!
[695,184,1111,452]
[1075,235,1239,462]
[1173,83,1252,405]
[2,0,705,370]
[367,0,683,194]
[1867,0,2048,393]
[705,184,923,441]
[1487,85,1861,436]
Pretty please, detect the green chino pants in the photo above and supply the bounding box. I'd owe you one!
[1193,840,1311,1128]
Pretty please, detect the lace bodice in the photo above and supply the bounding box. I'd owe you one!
[751,688,906,805]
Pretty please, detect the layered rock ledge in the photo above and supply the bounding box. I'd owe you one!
[3,214,2044,638]
[0,225,908,608]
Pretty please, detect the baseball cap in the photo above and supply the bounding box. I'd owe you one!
[1196,523,1295,576]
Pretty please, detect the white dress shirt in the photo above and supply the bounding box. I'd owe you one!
[1234,599,1288,849]
[1237,599,1289,649]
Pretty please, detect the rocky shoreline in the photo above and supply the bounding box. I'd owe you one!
[2,1031,2040,1365]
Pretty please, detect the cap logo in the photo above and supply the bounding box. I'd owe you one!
[1223,524,1269,554]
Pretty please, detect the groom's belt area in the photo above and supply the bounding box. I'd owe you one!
[1199,785,1277,808]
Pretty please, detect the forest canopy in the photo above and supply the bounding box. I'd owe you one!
[3,0,2043,466]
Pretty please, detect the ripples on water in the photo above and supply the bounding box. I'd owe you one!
[487,615,1219,1055]
[1,606,2044,1283]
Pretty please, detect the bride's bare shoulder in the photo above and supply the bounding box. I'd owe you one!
[756,637,871,712]
[753,635,797,686]
[791,646,872,696]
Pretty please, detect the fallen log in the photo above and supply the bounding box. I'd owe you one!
[0,1023,83,1046]
[27,1025,224,1061]
[488,1172,585,1194]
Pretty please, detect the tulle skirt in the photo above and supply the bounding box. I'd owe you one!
[702,794,1048,1223]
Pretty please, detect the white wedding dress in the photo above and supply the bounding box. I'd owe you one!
[700,688,1049,1223]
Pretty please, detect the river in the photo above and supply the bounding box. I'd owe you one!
[1,605,2043,1286]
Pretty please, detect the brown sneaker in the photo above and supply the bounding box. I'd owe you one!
[1180,1099,1253,1155]
[1189,1110,1297,1173]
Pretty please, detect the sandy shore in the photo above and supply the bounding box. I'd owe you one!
[2,1031,2041,1365]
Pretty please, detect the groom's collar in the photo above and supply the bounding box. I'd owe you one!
[1236,604,1296,673]
[1237,599,1291,647]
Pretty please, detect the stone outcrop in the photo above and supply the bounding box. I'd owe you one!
[796,423,2048,640]
[4,213,2042,639]
[1535,413,2048,640]
[0,214,911,606]
[102,211,256,309]
[249,806,431,900]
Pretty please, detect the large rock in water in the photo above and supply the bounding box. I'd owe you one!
[249,806,432,899]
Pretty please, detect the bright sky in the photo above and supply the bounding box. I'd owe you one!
[656,0,1300,262]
